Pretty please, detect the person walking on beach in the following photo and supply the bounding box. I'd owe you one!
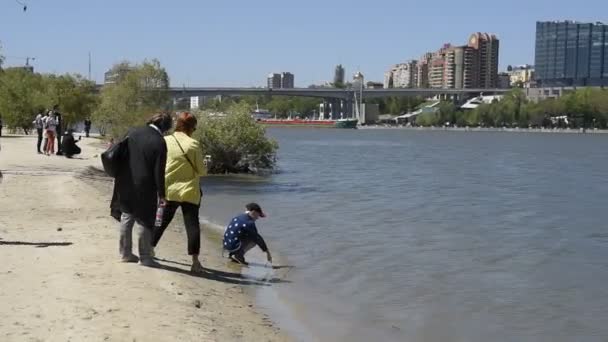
[84,118,92,138]
[33,110,45,153]
[223,203,272,266]
[44,111,58,156]
[0,116,3,137]
[151,112,207,273]
[110,113,172,267]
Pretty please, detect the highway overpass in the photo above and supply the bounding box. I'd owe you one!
[167,87,511,100]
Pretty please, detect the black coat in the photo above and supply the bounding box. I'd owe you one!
[62,133,81,156]
[110,126,167,228]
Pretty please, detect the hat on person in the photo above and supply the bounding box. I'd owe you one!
[246,203,266,218]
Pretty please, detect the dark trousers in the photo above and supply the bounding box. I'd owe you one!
[151,201,201,255]
[0,126,3,137]
[36,128,43,152]
[85,128,90,137]
[56,133,62,155]
[232,241,256,258]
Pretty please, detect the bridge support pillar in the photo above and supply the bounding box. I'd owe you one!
[321,98,348,120]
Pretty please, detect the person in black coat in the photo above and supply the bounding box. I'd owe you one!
[110,113,173,267]
[61,129,81,158]
[84,119,92,137]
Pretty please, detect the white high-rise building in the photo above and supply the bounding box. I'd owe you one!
[384,61,417,88]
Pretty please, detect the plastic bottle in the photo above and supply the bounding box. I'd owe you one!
[154,202,165,227]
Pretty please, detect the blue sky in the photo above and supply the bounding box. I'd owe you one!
[0,0,606,86]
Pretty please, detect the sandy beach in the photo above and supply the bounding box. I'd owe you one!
[0,135,290,342]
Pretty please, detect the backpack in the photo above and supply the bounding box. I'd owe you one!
[100,137,128,178]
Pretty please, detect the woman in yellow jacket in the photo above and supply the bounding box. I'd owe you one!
[151,112,207,273]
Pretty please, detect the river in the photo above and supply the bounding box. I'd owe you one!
[200,127,608,342]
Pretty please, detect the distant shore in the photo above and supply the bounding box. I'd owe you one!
[0,135,289,342]
[359,125,608,134]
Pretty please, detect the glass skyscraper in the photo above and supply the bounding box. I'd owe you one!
[535,21,608,87]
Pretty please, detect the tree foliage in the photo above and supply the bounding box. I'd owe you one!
[0,69,45,132]
[194,102,279,174]
[266,97,318,118]
[0,68,96,133]
[412,88,608,129]
[199,95,319,118]
[43,74,98,127]
[92,59,170,137]
[0,55,281,174]
[0,42,5,68]
[368,96,425,114]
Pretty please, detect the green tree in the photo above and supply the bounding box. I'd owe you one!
[415,112,440,126]
[331,81,346,89]
[383,96,425,115]
[267,97,291,118]
[201,97,237,112]
[93,59,170,137]
[0,68,46,133]
[465,108,480,126]
[0,42,4,69]
[194,102,278,174]
[437,102,457,125]
[290,97,319,117]
[44,74,98,127]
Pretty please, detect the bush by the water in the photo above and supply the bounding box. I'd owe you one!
[193,102,278,174]
[88,59,279,174]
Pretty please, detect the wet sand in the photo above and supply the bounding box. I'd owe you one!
[0,135,290,342]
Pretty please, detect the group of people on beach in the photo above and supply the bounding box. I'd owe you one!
[32,106,90,158]
[107,112,272,272]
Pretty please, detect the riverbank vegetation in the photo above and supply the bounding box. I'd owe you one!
[197,95,320,119]
[0,53,278,174]
[0,68,97,133]
[414,88,608,129]
[194,103,278,174]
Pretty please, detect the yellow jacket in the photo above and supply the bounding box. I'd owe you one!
[164,132,207,205]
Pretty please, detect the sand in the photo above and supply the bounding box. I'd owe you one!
[0,135,290,342]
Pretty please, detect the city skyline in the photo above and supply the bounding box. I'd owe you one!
[0,0,607,87]
[384,32,499,90]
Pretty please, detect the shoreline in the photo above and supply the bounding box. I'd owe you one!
[199,216,310,341]
[358,125,608,134]
[0,135,290,342]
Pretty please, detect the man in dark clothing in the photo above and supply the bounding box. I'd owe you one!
[0,117,3,137]
[33,111,44,153]
[84,119,92,137]
[54,108,63,155]
[110,113,172,267]
[61,129,81,158]
[223,203,273,265]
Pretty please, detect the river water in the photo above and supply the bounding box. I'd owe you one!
[200,128,608,342]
